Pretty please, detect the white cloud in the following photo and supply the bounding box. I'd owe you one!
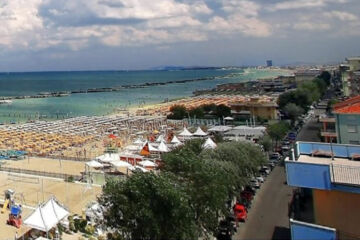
[222,0,260,17]
[268,0,348,11]
[324,11,358,21]
[293,22,331,31]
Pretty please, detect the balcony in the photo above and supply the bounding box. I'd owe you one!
[290,219,336,240]
[285,142,360,193]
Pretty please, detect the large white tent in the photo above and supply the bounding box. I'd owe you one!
[133,138,144,145]
[24,197,69,233]
[193,127,208,137]
[179,127,193,137]
[170,135,181,144]
[156,135,165,143]
[110,160,133,168]
[158,141,170,153]
[202,137,217,149]
[138,160,157,168]
[96,153,120,162]
[86,160,103,168]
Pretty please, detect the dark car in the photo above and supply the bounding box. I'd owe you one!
[217,219,235,240]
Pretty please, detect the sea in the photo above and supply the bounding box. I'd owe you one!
[0,68,291,123]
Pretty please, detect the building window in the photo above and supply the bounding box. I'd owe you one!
[347,125,358,133]
[349,140,360,145]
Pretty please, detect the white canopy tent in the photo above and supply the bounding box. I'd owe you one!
[148,142,159,152]
[156,135,165,143]
[193,127,208,137]
[110,160,133,168]
[138,160,157,168]
[158,141,170,153]
[170,135,181,144]
[129,165,149,172]
[24,197,69,233]
[202,137,217,149]
[96,153,120,163]
[86,160,103,168]
[179,127,193,137]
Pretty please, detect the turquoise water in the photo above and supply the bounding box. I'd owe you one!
[0,68,290,123]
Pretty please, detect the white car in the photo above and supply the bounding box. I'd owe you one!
[256,176,265,183]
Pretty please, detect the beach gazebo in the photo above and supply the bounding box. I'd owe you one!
[202,137,217,150]
[158,141,170,153]
[179,127,193,140]
[193,127,208,137]
[170,135,181,144]
[24,197,69,237]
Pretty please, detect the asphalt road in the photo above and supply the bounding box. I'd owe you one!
[296,117,322,142]
[233,166,294,240]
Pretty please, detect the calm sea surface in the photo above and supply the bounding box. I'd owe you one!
[0,68,290,122]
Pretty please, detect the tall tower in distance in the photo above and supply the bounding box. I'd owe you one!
[266,60,273,67]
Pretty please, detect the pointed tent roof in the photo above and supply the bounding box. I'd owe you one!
[171,135,181,144]
[202,137,217,149]
[156,135,165,143]
[193,127,208,136]
[158,141,170,152]
[24,197,69,232]
[179,127,193,137]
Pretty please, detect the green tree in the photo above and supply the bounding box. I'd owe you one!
[259,135,272,153]
[188,107,205,118]
[202,104,217,113]
[267,121,290,146]
[283,103,304,126]
[215,104,231,118]
[319,71,331,86]
[278,90,312,112]
[168,105,187,120]
[299,81,321,102]
[99,172,197,240]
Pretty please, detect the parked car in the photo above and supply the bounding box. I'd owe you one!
[270,152,281,161]
[260,166,271,175]
[256,176,265,183]
[250,178,260,188]
[288,132,297,141]
[281,145,291,151]
[217,219,235,240]
[233,203,247,222]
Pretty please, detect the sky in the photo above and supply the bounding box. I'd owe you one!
[0,0,360,71]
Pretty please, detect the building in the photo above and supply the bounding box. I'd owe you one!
[333,95,360,145]
[230,97,278,120]
[340,57,360,97]
[286,141,360,240]
[294,69,321,85]
[319,116,337,143]
[266,60,273,67]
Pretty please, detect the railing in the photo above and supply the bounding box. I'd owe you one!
[28,154,91,162]
[330,164,360,186]
[0,166,82,181]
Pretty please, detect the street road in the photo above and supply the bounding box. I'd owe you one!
[234,166,294,240]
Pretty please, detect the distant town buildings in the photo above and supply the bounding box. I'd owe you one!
[294,69,321,85]
[229,96,278,120]
[340,57,360,97]
[266,60,273,67]
[333,95,360,145]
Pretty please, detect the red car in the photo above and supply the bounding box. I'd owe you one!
[233,203,247,222]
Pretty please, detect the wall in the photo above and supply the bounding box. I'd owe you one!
[290,219,336,240]
[313,189,360,238]
[286,162,331,190]
[335,114,360,144]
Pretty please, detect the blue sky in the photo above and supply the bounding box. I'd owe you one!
[0,0,359,71]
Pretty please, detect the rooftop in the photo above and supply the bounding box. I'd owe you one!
[333,95,360,114]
